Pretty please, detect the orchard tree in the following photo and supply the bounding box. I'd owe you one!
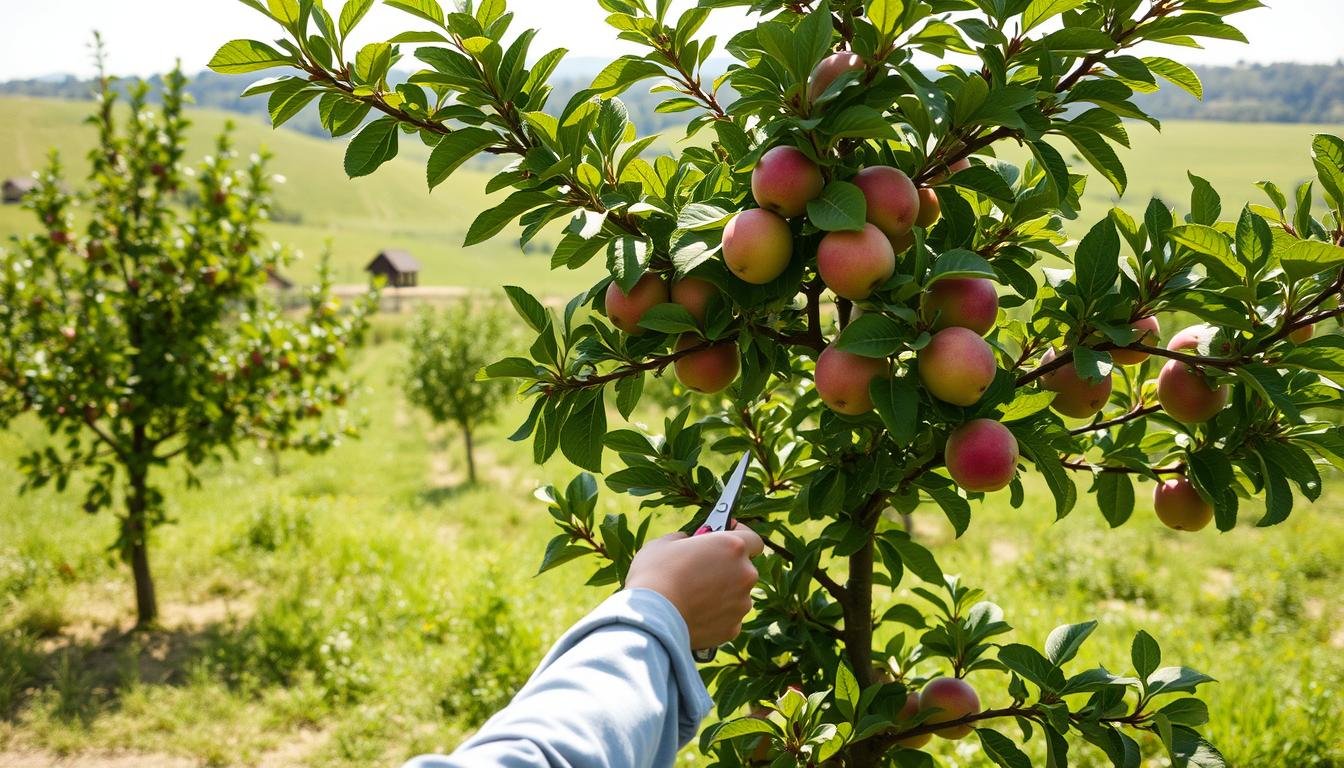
[215,0,1344,764]
[0,61,374,627]
[402,300,514,483]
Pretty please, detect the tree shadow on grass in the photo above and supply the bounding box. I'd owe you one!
[417,482,477,508]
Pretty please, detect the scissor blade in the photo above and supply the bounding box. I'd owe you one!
[702,452,751,533]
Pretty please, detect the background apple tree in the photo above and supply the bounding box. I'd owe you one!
[215,0,1344,764]
[0,58,375,628]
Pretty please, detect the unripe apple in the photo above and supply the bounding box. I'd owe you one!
[945,419,1019,492]
[1289,323,1314,344]
[1156,358,1229,424]
[918,327,997,406]
[1040,348,1113,419]
[817,223,895,300]
[670,277,718,324]
[1110,315,1161,366]
[674,334,739,394]
[921,677,980,740]
[60,327,77,342]
[814,345,888,415]
[915,187,940,228]
[921,277,999,336]
[1153,477,1214,531]
[604,272,669,335]
[723,208,792,284]
[751,146,824,218]
[852,166,919,239]
[808,51,864,102]
[894,690,932,749]
[1166,324,1232,356]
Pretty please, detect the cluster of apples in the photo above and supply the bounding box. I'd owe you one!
[891,676,981,747]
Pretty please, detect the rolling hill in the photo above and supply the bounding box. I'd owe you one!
[0,95,1336,297]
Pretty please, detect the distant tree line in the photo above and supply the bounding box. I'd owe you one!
[5,61,1342,138]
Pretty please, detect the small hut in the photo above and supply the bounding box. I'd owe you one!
[265,268,294,291]
[365,249,421,288]
[2,178,36,204]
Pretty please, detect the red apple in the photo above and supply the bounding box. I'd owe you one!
[945,419,1019,492]
[751,146,824,219]
[814,345,888,415]
[605,272,669,335]
[817,223,896,300]
[852,166,920,239]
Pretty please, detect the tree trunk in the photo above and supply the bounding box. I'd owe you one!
[462,422,477,485]
[126,465,158,628]
[843,495,886,767]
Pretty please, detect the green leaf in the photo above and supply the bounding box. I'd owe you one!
[340,0,376,36]
[1073,218,1121,301]
[1158,698,1210,728]
[806,181,867,232]
[1045,621,1097,666]
[538,535,591,574]
[998,644,1065,693]
[427,127,499,189]
[928,248,997,283]
[1145,57,1203,100]
[637,304,700,334]
[465,190,552,247]
[502,286,550,334]
[999,390,1056,422]
[825,107,900,141]
[589,56,667,97]
[344,117,400,178]
[1186,448,1239,531]
[1096,472,1135,528]
[709,716,777,744]
[978,729,1033,768]
[948,165,1016,203]
[384,0,446,26]
[1169,726,1227,768]
[834,662,860,721]
[1188,172,1222,225]
[1013,429,1076,519]
[866,0,906,40]
[609,237,650,293]
[677,203,733,231]
[1064,127,1128,195]
[1167,224,1242,278]
[1280,240,1344,283]
[208,39,294,74]
[833,313,903,358]
[1022,0,1086,32]
[888,533,943,584]
[560,390,606,472]
[1146,666,1216,697]
[871,378,918,442]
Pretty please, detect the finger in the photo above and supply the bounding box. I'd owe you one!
[657,531,690,542]
[723,525,764,558]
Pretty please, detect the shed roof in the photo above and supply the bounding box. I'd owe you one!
[368,249,422,273]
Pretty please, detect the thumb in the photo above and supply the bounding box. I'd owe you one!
[656,531,690,543]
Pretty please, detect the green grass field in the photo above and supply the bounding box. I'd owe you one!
[1,319,1342,767]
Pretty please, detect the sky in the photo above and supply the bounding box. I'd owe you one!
[0,0,1341,81]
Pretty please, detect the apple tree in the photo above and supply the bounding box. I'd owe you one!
[215,0,1344,764]
[402,300,515,483]
[0,62,375,627]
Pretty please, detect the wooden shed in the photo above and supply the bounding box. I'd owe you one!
[2,178,35,204]
[365,249,421,288]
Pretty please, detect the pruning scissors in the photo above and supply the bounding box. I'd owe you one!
[692,450,753,663]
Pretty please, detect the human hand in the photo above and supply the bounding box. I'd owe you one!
[625,523,764,649]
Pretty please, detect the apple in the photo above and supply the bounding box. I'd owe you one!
[1110,315,1161,366]
[814,345,888,415]
[1156,358,1229,424]
[808,52,864,102]
[604,272,669,335]
[929,156,972,184]
[817,223,896,300]
[1040,348,1113,419]
[1153,477,1214,531]
[751,146,824,218]
[945,419,1019,492]
[49,230,69,245]
[1289,323,1314,344]
[723,208,793,284]
[915,187,940,228]
[1166,324,1233,356]
[894,690,932,749]
[921,277,999,336]
[674,334,740,394]
[918,327,997,407]
[921,677,980,740]
[852,166,920,239]
[670,277,718,324]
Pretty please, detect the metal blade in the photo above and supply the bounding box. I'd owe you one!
[701,451,751,533]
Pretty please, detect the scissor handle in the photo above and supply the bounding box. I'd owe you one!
[693,647,718,663]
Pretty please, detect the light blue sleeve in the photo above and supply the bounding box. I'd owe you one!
[402,588,714,768]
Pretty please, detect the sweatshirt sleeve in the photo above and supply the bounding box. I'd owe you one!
[402,588,714,768]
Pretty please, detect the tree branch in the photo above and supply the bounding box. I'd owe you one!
[761,535,848,603]
[1061,458,1185,476]
[1069,404,1161,436]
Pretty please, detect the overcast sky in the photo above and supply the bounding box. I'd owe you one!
[1,0,1341,80]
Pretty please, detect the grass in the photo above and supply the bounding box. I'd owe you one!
[0,317,1341,767]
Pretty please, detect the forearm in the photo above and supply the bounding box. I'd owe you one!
[403,589,712,768]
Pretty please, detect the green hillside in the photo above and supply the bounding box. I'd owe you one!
[0,96,596,294]
[0,95,1334,294]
